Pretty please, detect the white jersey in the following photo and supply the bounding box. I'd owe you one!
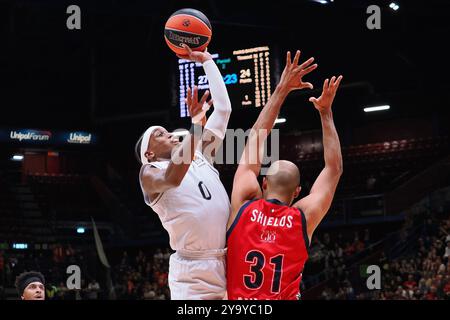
[139,151,231,251]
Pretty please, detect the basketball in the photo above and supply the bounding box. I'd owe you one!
[164,8,212,55]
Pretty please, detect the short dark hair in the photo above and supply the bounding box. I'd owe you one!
[15,271,46,296]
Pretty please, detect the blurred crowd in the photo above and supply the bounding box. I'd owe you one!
[318,215,450,300]
[1,215,449,300]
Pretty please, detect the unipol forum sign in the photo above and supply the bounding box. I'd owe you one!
[0,128,97,146]
[9,129,52,143]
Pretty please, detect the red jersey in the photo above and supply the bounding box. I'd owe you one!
[226,198,309,300]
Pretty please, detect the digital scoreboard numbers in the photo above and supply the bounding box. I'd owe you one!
[178,46,272,117]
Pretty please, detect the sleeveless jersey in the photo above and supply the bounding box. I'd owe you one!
[139,151,231,251]
[226,198,309,300]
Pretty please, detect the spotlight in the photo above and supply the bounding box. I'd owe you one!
[77,227,85,234]
[389,2,400,11]
[11,154,24,161]
[275,118,287,124]
[364,105,390,112]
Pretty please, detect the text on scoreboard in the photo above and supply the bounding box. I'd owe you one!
[177,46,272,117]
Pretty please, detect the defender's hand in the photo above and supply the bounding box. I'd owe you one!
[309,76,343,113]
[278,50,318,93]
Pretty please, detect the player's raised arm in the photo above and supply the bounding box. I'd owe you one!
[294,76,344,241]
[229,50,317,228]
[178,44,232,162]
[140,88,205,194]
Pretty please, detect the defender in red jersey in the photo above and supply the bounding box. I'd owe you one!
[227,198,309,299]
[226,50,343,300]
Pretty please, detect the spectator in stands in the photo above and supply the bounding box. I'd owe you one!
[417,278,427,295]
[334,287,345,300]
[444,240,450,260]
[395,285,409,299]
[153,248,163,261]
[163,248,171,260]
[353,236,365,253]
[309,237,325,262]
[52,243,64,264]
[127,276,136,299]
[119,251,129,273]
[142,281,155,300]
[321,287,332,300]
[86,279,101,300]
[403,274,417,290]
[332,242,343,259]
[46,283,58,300]
[425,285,438,300]
[343,280,355,300]
[443,276,450,298]
[323,233,332,250]
[15,271,45,300]
[55,281,69,300]
[344,242,355,256]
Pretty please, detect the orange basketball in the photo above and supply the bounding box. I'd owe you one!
[164,8,212,55]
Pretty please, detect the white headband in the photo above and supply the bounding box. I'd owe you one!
[140,126,164,165]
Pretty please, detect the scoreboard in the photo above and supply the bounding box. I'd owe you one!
[177,46,272,117]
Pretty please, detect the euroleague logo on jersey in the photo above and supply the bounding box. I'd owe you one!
[260,230,277,243]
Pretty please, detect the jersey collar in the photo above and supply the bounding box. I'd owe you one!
[266,198,288,206]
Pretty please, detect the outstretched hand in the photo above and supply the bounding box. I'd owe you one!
[177,44,213,64]
[186,86,213,126]
[278,50,318,93]
[309,75,343,113]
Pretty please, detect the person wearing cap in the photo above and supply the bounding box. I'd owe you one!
[15,271,46,300]
[136,45,232,300]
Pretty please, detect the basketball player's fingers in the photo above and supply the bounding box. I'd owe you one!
[292,50,301,66]
[186,87,192,106]
[193,85,199,103]
[298,57,314,70]
[181,43,193,55]
[300,64,318,76]
[323,79,329,92]
[301,82,314,90]
[207,99,214,107]
[199,90,210,105]
[309,97,318,104]
[333,75,343,89]
[189,99,201,115]
[193,104,202,116]
[187,102,194,115]
[286,51,291,67]
[330,76,336,88]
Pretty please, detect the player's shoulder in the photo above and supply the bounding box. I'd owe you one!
[141,163,159,174]
[234,198,263,216]
[140,163,167,182]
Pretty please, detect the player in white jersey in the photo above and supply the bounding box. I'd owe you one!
[136,45,232,300]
